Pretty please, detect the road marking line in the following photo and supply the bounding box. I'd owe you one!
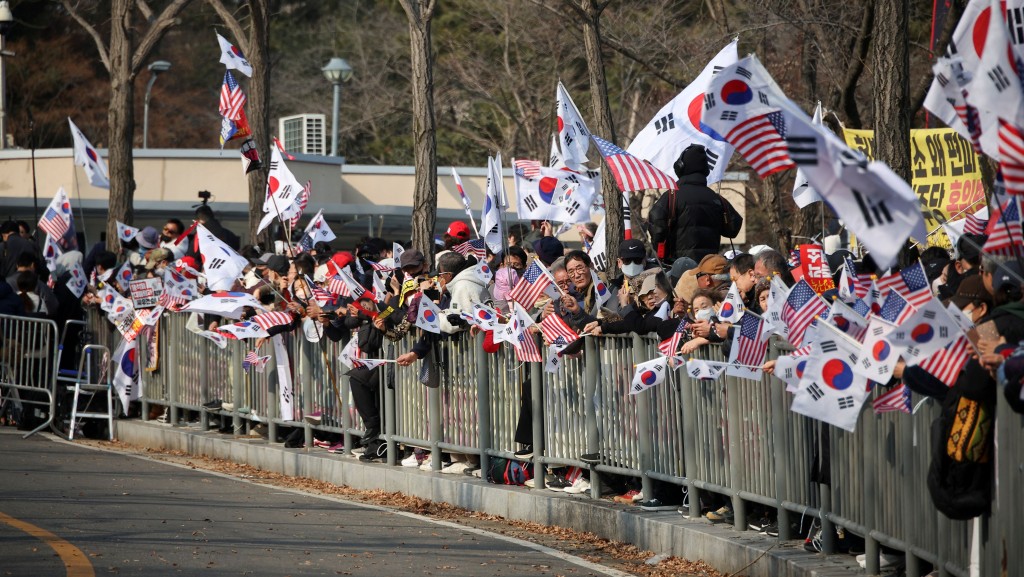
[0,510,95,577]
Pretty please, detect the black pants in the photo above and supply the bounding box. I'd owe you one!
[348,366,381,435]
[514,376,534,446]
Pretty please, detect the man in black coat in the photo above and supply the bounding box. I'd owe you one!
[648,144,742,263]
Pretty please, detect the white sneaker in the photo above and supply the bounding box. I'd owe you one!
[401,454,419,467]
[441,462,470,475]
[524,478,536,488]
[856,553,904,569]
[419,461,435,471]
[563,478,591,494]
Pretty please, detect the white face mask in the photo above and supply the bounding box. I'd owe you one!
[242,269,262,289]
[621,262,644,277]
[694,308,714,322]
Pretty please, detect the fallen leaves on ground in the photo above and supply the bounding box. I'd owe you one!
[90,439,728,577]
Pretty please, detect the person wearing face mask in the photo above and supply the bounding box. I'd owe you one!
[583,272,679,338]
[899,275,995,400]
[605,239,655,317]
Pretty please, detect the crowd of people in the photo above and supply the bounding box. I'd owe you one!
[0,146,1021,575]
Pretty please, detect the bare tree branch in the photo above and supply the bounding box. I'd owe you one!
[136,0,154,21]
[835,0,873,127]
[60,0,111,72]
[132,0,193,77]
[206,0,250,55]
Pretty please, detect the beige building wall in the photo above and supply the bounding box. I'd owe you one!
[0,149,746,246]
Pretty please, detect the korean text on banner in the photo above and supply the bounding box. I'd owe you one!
[844,128,984,247]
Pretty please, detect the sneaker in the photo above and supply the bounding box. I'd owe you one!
[706,505,734,524]
[612,490,641,504]
[312,439,331,449]
[804,524,823,552]
[763,520,802,538]
[563,478,591,494]
[441,462,470,475]
[303,411,323,425]
[220,402,234,412]
[856,552,904,569]
[546,476,571,491]
[639,499,677,511]
[202,399,222,411]
[327,442,346,453]
[524,478,536,488]
[401,454,420,467]
[464,465,480,476]
[748,514,772,532]
[579,452,601,464]
[248,424,268,438]
[514,445,533,459]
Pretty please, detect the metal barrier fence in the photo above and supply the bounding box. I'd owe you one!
[80,308,1023,577]
[0,314,60,437]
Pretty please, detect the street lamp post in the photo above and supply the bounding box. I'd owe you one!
[321,57,353,157]
[142,60,171,149]
[0,1,15,150]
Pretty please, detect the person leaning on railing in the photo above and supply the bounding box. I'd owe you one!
[554,250,600,331]
[582,271,679,340]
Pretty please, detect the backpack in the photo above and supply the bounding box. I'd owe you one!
[485,458,533,485]
[926,385,994,520]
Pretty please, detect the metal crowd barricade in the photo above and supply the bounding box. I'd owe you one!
[114,301,1023,577]
[0,314,60,438]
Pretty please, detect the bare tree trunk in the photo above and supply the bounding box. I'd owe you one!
[400,0,438,261]
[763,173,791,255]
[873,0,910,182]
[245,0,270,246]
[575,0,622,276]
[106,0,136,247]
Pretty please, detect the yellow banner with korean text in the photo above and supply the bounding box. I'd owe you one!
[843,128,986,248]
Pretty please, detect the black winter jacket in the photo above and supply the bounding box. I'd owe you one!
[648,173,742,263]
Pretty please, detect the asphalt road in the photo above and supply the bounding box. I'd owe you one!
[0,430,627,577]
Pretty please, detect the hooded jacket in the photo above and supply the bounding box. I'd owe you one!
[648,146,742,263]
[440,266,489,334]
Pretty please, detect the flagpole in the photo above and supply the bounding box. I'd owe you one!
[70,163,88,250]
[910,201,986,248]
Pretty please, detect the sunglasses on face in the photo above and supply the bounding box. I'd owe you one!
[621,257,644,265]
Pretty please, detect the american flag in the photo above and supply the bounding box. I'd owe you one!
[326,275,348,297]
[539,313,579,346]
[288,181,310,228]
[781,279,828,347]
[953,101,983,153]
[658,319,689,356]
[855,273,875,299]
[452,238,487,260]
[38,207,70,239]
[725,111,795,177]
[158,292,189,310]
[875,262,932,308]
[590,135,678,192]
[274,136,297,161]
[219,71,247,121]
[242,350,259,371]
[877,290,915,325]
[998,120,1024,195]
[252,310,294,331]
[507,260,554,307]
[872,383,911,414]
[513,159,543,178]
[918,335,971,387]
[984,196,1023,256]
[734,314,768,366]
[964,207,988,235]
[304,275,335,304]
[367,260,396,272]
[514,330,543,362]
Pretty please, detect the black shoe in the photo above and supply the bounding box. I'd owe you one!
[514,445,533,459]
[202,399,223,411]
[748,515,772,532]
[580,452,601,464]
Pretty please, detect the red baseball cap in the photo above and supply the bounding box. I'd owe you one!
[446,221,471,240]
[328,251,354,276]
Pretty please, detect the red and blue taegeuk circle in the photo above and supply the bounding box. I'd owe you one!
[822,358,854,390]
[720,79,753,105]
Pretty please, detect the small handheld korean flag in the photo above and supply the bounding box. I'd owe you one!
[630,357,667,395]
[416,296,443,334]
[216,33,253,77]
[469,259,494,285]
[685,358,728,381]
[718,282,746,323]
[339,338,361,370]
[392,243,405,268]
[112,338,138,414]
[66,262,88,298]
[587,218,608,272]
[556,81,592,171]
[116,221,140,244]
[591,270,612,308]
[791,102,824,208]
[68,118,110,189]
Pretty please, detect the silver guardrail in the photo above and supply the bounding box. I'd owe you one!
[79,307,1021,576]
[0,314,60,438]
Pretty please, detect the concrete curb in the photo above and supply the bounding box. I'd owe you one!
[116,420,862,577]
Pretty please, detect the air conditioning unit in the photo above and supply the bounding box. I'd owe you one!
[278,114,326,155]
